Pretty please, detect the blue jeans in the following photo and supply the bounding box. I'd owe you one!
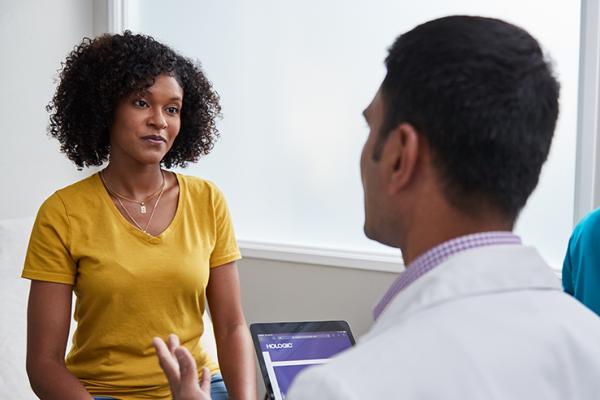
[93,372,228,400]
[210,372,228,400]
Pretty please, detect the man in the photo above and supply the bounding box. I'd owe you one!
[155,15,600,399]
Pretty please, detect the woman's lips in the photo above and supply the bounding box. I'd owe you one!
[141,135,166,144]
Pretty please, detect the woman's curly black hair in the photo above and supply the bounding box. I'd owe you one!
[47,31,221,169]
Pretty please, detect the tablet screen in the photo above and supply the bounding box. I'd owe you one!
[251,321,355,400]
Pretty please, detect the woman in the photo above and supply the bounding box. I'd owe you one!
[22,31,256,400]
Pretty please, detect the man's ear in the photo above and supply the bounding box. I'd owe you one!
[380,123,420,194]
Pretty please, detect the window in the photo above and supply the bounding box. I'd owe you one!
[121,0,583,271]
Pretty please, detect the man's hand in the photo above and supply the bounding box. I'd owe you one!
[153,334,212,400]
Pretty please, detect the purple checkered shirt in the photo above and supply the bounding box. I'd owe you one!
[372,231,521,320]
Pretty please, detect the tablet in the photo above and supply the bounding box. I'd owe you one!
[250,320,355,400]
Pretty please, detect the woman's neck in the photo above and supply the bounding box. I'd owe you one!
[102,161,165,199]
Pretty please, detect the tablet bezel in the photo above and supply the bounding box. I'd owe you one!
[250,320,355,399]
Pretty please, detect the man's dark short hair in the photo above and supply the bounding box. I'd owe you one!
[378,15,560,220]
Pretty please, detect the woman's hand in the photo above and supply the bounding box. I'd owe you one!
[153,334,212,400]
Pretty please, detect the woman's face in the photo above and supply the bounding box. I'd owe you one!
[109,74,184,167]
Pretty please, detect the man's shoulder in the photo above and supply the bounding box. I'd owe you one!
[288,297,600,399]
[287,362,354,400]
[287,342,379,400]
[287,326,416,400]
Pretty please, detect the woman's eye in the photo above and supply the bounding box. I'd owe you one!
[166,106,179,114]
[133,99,149,108]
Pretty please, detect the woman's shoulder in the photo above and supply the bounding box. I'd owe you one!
[175,172,224,197]
[53,173,99,199]
[41,173,101,212]
[33,174,100,228]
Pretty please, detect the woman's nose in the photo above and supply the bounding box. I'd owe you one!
[149,109,167,129]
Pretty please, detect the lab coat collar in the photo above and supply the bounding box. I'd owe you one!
[370,244,561,335]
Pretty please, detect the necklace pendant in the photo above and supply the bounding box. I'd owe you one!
[140,203,147,214]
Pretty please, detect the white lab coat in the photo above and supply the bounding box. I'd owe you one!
[287,244,600,400]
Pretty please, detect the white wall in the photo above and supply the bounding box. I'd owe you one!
[239,258,396,337]
[0,0,95,220]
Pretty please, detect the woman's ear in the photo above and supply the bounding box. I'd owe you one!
[380,123,420,195]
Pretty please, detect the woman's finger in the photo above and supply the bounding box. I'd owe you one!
[199,367,211,394]
[174,346,204,394]
[168,333,181,354]
[153,337,180,385]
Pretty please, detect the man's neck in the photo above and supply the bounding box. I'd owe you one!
[399,207,513,266]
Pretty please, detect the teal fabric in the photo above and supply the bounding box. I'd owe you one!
[563,208,600,316]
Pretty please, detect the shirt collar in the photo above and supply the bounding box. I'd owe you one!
[372,231,521,320]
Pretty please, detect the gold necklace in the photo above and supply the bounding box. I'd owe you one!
[115,183,165,233]
[100,170,165,214]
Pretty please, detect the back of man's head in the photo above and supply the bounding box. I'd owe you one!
[378,15,559,221]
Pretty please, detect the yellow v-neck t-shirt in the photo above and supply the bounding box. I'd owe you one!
[22,172,241,399]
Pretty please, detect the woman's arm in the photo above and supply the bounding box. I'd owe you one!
[206,262,257,400]
[26,280,92,400]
